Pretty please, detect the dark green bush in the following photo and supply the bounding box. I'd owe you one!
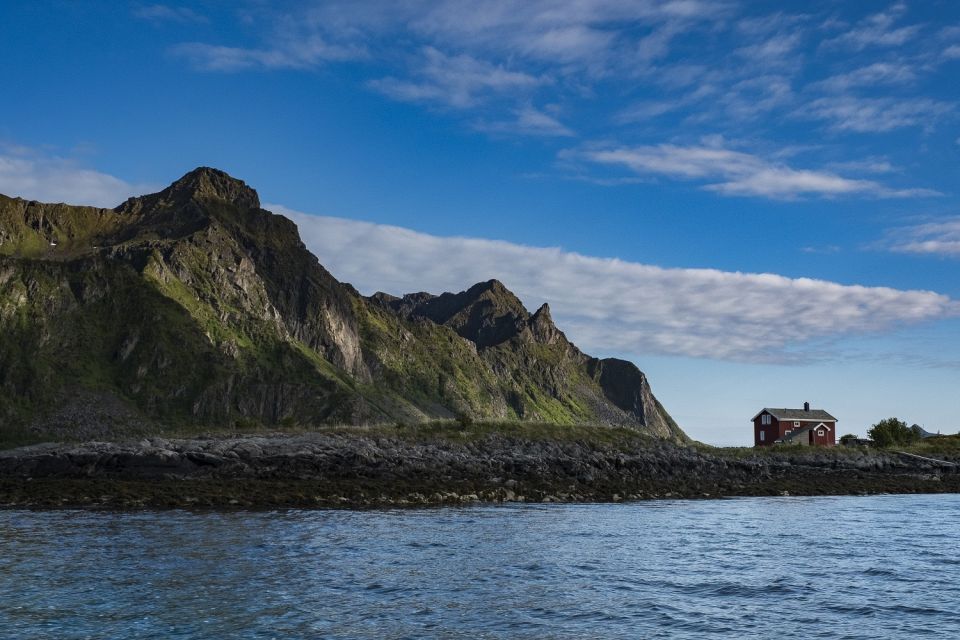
[868,418,919,447]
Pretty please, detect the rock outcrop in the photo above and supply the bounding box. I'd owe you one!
[1,432,956,508]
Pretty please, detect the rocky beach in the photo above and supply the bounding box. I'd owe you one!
[2,429,957,508]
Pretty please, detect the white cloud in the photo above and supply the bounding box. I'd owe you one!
[267,205,958,363]
[133,4,206,23]
[825,157,897,174]
[801,245,841,254]
[0,148,153,207]
[798,96,952,133]
[569,143,937,199]
[172,37,363,71]
[812,62,916,92]
[172,0,728,93]
[404,0,728,67]
[474,106,575,137]
[945,45,960,60]
[734,31,804,69]
[717,75,794,120]
[821,3,921,51]
[369,48,544,108]
[885,218,960,257]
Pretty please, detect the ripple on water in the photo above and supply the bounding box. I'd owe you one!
[2,494,960,639]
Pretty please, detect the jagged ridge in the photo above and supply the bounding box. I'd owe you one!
[0,168,687,443]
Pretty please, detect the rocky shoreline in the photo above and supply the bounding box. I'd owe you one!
[1,432,958,508]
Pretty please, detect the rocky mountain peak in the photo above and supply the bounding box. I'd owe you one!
[161,167,261,210]
[529,302,562,344]
[532,302,552,322]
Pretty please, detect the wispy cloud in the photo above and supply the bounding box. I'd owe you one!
[734,31,805,70]
[825,157,897,174]
[799,96,952,133]
[716,75,793,121]
[821,3,921,51]
[801,245,841,254]
[884,217,960,257]
[567,143,937,199]
[0,146,154,207]
[812,62,916,92]
[161,1,958,199]
[368,47,544,108]
[269,205,958,363]
[172,37,364,72]
[474,105,575,137]
[405,0,729,68]
[133,4,206,24]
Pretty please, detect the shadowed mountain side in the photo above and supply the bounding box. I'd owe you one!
[0,167,687,443]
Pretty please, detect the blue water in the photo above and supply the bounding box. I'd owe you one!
[2,495,959,639]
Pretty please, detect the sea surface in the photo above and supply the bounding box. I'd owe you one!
[2,494,959,639]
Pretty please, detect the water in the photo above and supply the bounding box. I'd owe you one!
[2,494,959,639]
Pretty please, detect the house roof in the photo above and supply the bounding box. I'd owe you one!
[752,407,837,422]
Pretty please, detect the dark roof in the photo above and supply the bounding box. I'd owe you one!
[755,407,837,422]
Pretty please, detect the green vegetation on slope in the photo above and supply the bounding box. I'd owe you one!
[0,167,687,445]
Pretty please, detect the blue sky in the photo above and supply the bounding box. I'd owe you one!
[1,1,959,444]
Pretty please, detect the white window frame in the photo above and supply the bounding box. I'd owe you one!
[794,421,801,427]
[817,429,825,436]
[762,414,771,425]
[759,431,765,442]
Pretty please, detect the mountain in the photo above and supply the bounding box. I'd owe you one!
[0,167,686,443]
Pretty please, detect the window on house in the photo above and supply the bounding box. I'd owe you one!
[760,431,765,442]
[794,421,800,427]
[762,414,771,425]
[817,429,825,436]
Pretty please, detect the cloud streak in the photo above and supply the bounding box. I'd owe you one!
[368,48,544,108]
[133,4,207,24]
[474,105,575,137]
[799,96,952,133]
[884,218,960,257]
[568,143,938,199]
[172,37,363,71]
[821,3,921,51]
[270,204,958,363]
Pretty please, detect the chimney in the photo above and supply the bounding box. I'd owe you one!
[804,402,810,412]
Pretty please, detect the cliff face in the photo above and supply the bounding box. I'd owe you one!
[0,167,687,443]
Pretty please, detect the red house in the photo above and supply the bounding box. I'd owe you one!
[752,402,837,447]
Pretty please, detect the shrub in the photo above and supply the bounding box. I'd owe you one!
[455,412,474,430]
[839,433,859,445]
[234,416,260,431]
[868,417,919,448]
